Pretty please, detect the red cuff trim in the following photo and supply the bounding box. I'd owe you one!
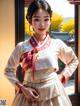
[61,74,66,84]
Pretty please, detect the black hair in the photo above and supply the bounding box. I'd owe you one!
[26,0,52,23]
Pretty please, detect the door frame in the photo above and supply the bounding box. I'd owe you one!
[15,0,24,45]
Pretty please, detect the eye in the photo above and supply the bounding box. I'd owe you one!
[34,18,40,22]
[44,18,50,21]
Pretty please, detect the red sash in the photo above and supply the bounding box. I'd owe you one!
[20,35,51,80]
[29,35,51,80]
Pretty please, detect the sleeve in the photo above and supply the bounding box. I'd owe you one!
[4,43,23,87]
[58,39,79,77]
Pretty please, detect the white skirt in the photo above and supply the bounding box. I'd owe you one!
[12,69,72,106]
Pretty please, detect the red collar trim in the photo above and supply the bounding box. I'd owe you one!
[29,34,51,51]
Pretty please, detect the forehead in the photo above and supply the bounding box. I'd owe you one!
[33,9,50,17]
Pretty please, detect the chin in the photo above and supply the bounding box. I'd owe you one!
[38,32,46,35]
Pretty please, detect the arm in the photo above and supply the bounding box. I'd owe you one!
[4,42,39,100]
[4,43,22,87]
[58,39,79,84]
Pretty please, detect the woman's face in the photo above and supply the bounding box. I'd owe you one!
[31,9,51,36]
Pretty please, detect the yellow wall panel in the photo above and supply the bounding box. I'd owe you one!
[0,0,15,106]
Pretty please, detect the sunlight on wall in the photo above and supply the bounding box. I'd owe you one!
[0,0,15,106]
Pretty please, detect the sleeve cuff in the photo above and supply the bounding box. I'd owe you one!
[62,66,72,77]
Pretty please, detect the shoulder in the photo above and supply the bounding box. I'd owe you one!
[17,39,30,47]
[16,39,32,53]
[51,38,70,51]
[51,38,64,46]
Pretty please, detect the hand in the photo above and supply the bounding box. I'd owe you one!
[21,86,39,101]
[15,82,23,93]
[58,73,69,85]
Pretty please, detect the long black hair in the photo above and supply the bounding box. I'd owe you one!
[26,0,52,24]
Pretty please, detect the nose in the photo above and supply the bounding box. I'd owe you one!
[39,21,44,27]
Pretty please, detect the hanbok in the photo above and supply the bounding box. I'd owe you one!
[4,35,79,106]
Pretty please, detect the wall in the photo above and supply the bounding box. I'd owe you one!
[0,0,15,106]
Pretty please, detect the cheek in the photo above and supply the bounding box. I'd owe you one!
[32,22,39,28]
[32,24,39,31]
[46,21,51,26]
[46,23,51,28]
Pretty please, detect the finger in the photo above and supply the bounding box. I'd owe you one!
[29,95,37,101]
[32,90,39,98]
[29,93,39,101]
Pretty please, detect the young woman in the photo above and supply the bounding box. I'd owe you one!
[4,0,79,106]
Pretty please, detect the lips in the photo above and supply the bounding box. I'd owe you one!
[38,28,45,31]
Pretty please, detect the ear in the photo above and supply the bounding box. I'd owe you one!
[29,22,32,26]
[50,18,52,24]
[50,22,51,25]
[29,22,33,27]
[27,18,32,25]
[49,21,51,26]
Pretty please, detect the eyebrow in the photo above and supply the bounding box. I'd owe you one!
[32,15,50,18]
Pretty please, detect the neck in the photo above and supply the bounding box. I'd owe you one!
[33,33,47,42]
